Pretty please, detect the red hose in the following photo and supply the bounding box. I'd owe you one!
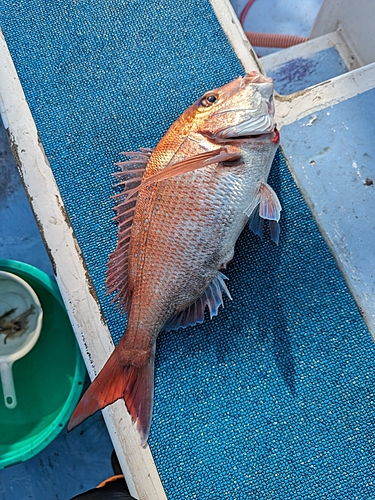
[239,0,257,26]
[245,32,308,49]
[240,0,308,49]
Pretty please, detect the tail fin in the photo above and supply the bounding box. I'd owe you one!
[68,344,155,446]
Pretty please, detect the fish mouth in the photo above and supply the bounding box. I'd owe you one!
[231,126,279,143]
[212,101,275,140]
[213,120,274,141]
[203,125,279,144]
[251,126,280,144]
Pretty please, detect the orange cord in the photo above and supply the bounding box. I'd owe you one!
[245,32,308,49]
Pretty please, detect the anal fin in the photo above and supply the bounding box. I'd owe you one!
[164,272,232,332]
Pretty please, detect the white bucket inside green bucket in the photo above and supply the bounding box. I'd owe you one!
[0,260,86,469]
[0,270,44,409]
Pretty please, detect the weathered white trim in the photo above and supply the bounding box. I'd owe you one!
[0,29,166,500]
[334,25,363,71]
[274,62,375,128]
[209,0,262,74]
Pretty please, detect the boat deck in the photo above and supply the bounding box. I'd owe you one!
[2,0,375,498]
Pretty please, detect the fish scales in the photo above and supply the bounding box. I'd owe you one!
[128,138,278,329]
[69,72,281,445]
[132,172,236,311]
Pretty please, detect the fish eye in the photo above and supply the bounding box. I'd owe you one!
[200,93,218,108]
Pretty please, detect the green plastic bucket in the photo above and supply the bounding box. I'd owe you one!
[0,259,86,469]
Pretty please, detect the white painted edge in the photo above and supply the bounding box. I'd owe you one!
[275,61,375,128]
[335,23,366,69]
[334,26,363,71]
[0,29,167,500]
[209,0,262,74]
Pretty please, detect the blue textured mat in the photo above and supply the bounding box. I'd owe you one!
[2,1,375,498]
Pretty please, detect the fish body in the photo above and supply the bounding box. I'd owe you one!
[68,72,281,444]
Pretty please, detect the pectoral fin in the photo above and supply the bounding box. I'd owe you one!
[245,183,281,244]
[126,149,240,201]
[248,205,264,239]
[258,183,282,221]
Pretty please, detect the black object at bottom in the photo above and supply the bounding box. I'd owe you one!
[70,475,136,499]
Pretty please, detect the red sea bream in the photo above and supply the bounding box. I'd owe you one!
[68,72,281,445]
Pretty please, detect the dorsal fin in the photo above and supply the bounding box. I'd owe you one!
[106,148,153,312]
[164,272,232,332]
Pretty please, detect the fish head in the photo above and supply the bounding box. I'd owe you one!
[193,72,276,141]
